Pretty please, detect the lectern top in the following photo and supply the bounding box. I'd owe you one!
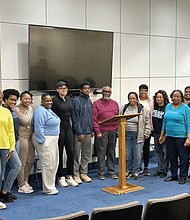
[99,113,142,124]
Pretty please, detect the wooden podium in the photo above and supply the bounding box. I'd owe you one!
[99,113,144,195]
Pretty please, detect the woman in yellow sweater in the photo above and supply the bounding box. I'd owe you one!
[0,91,15,210]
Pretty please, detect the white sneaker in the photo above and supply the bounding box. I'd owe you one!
[58,176,68,187]
[74,175,82,184]
[25,182,33,190]
[18,184,34,194]
[67,177,78,187]
[45,189,59,195]
[0,201,6,210]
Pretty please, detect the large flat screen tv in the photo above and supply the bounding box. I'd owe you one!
[29,25,113,92]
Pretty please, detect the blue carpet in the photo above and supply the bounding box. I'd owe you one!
[1,157,190,220]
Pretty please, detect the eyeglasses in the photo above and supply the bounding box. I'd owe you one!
[103,90,111,93]
[172,96,182,98]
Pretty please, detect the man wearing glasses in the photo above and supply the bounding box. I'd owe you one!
[92,86,119,180]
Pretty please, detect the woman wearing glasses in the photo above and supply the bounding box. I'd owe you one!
[160,90,190,184]
[51,81,78,187]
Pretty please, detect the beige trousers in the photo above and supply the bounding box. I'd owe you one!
[32,135,59,194]
[17,138,35,187]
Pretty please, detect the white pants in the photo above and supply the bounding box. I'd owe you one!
[32,134,59,194]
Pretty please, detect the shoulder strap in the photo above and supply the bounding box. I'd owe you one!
[122,103,129,115]
[137,103,143,113]
[123,103,143,115]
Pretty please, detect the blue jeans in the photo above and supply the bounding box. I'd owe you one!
[3,140,21,192]
[167,136,189,179]
[126,131,141,173]
[0,150,9,189]
[153,133,168,173]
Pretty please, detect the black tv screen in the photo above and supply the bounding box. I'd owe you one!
[29,25,113,91]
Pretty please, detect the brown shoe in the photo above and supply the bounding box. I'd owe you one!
[108,174,118,179]
[73,175,82,184]
[80,174,92,182]
[98,175,105,180]
[159,172,167,178]
[164,176,178,182]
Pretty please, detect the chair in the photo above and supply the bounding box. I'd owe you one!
[142,193,190,220]
[90,201,143,220]
[38,210,89,220]
[30,154,41,187]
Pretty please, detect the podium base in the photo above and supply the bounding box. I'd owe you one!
[101,183,144,195]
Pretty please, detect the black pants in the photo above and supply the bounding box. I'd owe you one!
[167,136,188,179]
[57,125,74,177]
[143,136,151,168]
[96,131,117,176]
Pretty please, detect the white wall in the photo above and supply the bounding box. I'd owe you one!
[1,0,190,105]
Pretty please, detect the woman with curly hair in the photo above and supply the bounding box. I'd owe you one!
[160,90,190,184]
[152,90,169,178]
[0,91,15,209]
[1,89,22,202]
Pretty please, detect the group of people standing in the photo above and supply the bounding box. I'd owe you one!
[0,80,120,210]
[123,85,190,187]
[0,81,190,210]
[31,81,119,195]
